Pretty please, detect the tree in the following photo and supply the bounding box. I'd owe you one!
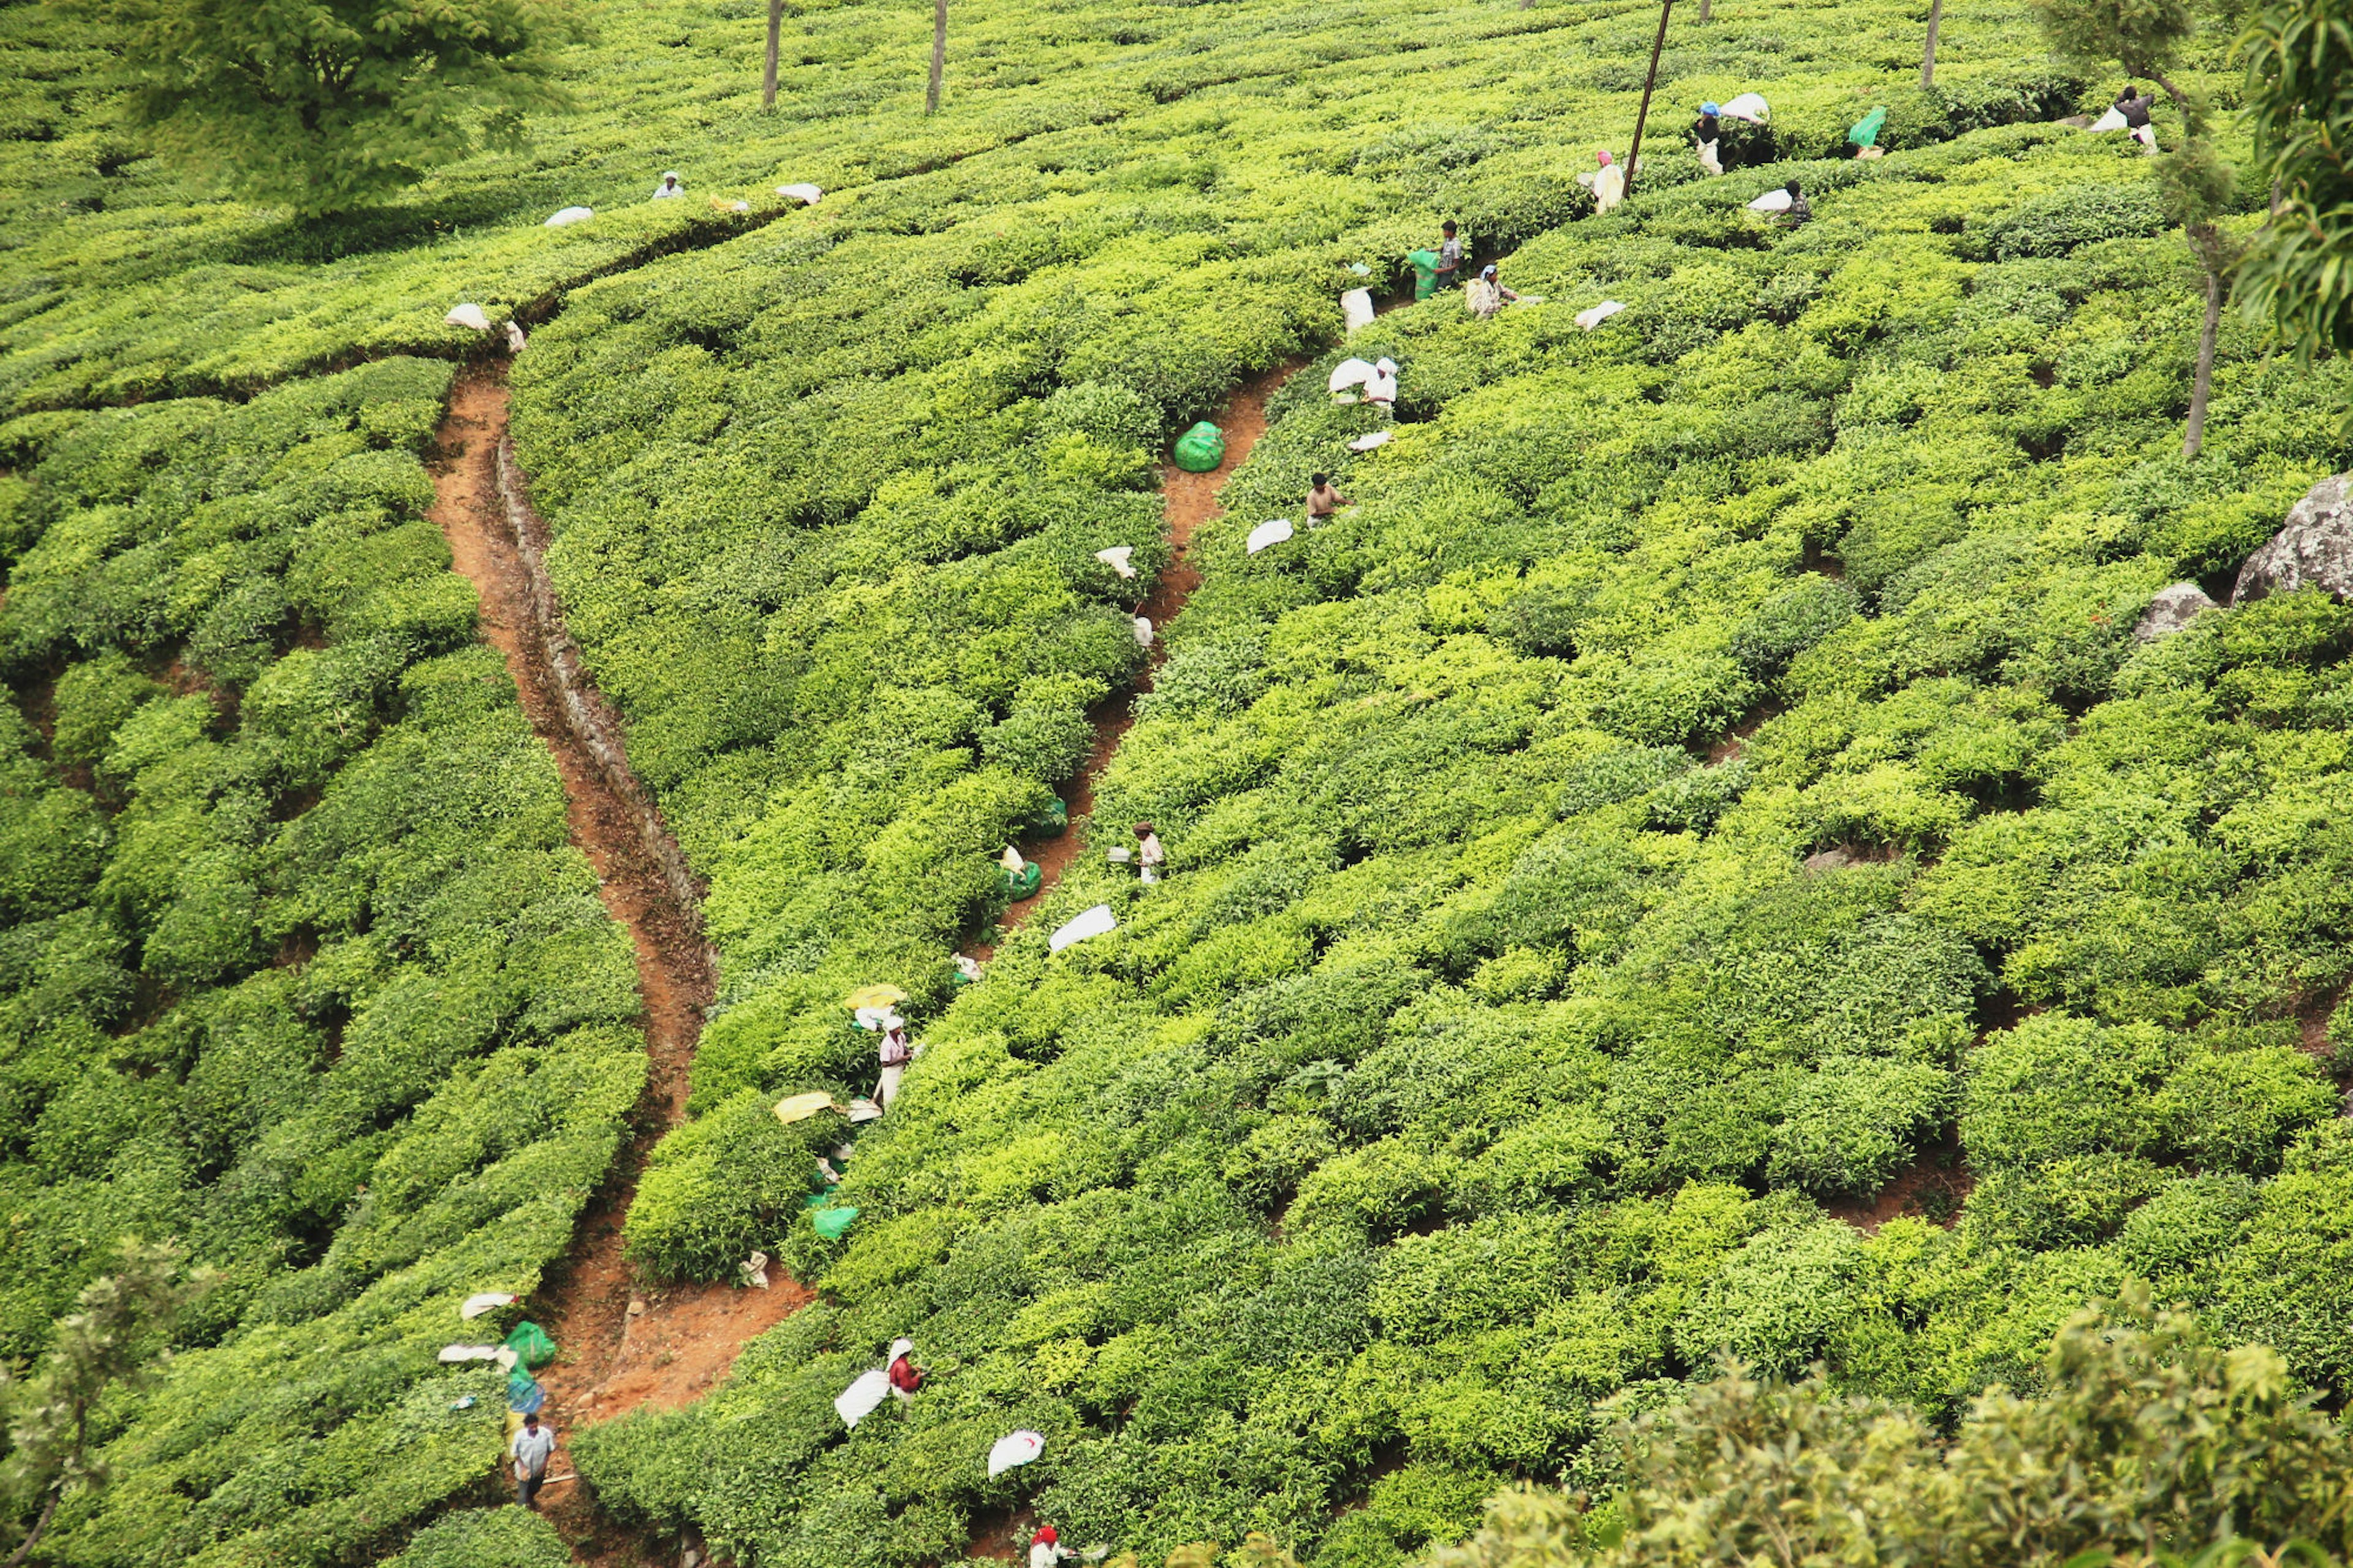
[1,1242,212,1568]
[1922,0,1944,86]
[2032,0,2241,456]
[1427,1285,2353,1568]
[925,0,949,113]
[2235,0,2353,369]
[764,0,784,110]
[100,0,582,214]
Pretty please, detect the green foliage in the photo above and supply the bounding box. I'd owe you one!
[1434,1289,2353,1568]
[2236,0,2353,368]
[385,1508,571,1568]
[0,362,643,1566]
[107,0,582,214]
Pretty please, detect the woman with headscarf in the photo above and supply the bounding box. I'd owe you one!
[1591,149,1626,213]
[1030,1528,1073,1568]
[1364,358,1398,407]
[1134,822,1165,885]
[886,1338,923,1404]
[877,1018,914,1110]
[1464,264,1522,320]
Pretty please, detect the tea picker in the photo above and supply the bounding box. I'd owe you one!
[1694,102,1724,175]
[1464,265,1523,319]
[1849,106,1887,159]
[1134,822,1165,885]
[1307,474,1350,520]
[1437,220,1464,289]
[876,1018,914,1111]
[510,1412,558,1508]
[651,170,686,200]
[1031,1526,1075,1568]
[887,1338,925,1404]
[1579,150,1626,213]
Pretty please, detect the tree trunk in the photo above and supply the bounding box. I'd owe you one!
[1920,0,1941,88]
[2183,249,2221,458]
[1697,0,1710,20]
[4,1490,60,1568]
[762,0,782,110]
[925,0,947,115]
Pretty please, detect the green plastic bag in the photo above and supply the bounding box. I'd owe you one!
[1029,797,1069,835]
[1408,249,1443,301]
[503,1321,557,1369]
[812,1205,860,1240]
[1006,862,1042,899]
[506,1367,545,1414]
[1173,421,1225,473]
[1849,106,1887,149]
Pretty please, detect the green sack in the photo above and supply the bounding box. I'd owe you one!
[1407,249,1443,301]
[1029,797,1069,835]
[812,1205,860,1240]
[1849,106,1887,148]
[1006,862,1042,899]
[503,1320,557,1369]
[1173,421,1225,473]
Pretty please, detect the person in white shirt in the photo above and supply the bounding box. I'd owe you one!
[510,1412,557,1507]
[651,170,684,200]
[1134,823,1165,885]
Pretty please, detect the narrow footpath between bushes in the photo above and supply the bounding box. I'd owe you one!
[988,357,1303,943]
[428,368,811,1566]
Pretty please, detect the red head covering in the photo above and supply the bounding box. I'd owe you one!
[1033,1528,1059,1547]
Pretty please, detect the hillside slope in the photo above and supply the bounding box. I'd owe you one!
[2,0,2349,1564]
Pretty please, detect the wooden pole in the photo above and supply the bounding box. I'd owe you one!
[762,0,782,109]
[1624,0,1673,200]
[925,0,947,114]
[1920,0,1942,88]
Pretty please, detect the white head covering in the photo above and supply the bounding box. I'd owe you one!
[888,1337,915,1364]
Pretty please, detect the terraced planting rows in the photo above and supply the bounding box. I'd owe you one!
[2,0,2349,1562]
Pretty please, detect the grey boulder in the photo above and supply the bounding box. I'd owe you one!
[2133,581,2219,641]
[2234,473,2353,604]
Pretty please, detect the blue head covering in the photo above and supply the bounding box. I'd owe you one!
[1702,101,1721,115]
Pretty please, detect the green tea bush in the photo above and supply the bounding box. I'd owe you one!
[0,362,643,1565]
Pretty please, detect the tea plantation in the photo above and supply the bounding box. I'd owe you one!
[4,0,2352,1559]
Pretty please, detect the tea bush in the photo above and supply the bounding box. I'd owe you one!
[564,119,2353,1568]
[0,362,643,1564]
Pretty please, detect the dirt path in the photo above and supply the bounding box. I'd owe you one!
[430,366,801,1562]
[990,359,1301,942]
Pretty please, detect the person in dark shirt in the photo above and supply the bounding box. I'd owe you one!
[2115,84,2157,148]
[1436,221,1463,289]
[1781,180,1811,227]
[1694,102,1724,175]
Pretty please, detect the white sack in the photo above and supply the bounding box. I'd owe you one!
[836,1369,891,1428]
[1349,430,1392,453]
[460,1292,516,1320]
[1095,545,1137,578]
[1746,187,1794,213]
[1328,357,1376,393]
[776,183,824,204]
[1049,905,1116,953]
[1341,289,1376,335]
[2088,107,2128,132]
[1246,518,1294,555]
[988,1430,1047,1477]
[444,303,491,331]
[1722,92,1770,123]
[545,206,593,227]
[439,1344,501,1363]
[1574,300,1627,330]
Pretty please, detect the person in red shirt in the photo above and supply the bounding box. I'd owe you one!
[887,1337,923,1405]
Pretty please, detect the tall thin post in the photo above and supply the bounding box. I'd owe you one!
[1697,0,1710,21]
[1920,0,1942,87]
[925,0,947,114]
[762,0,782,109]
[1624,0,1673,200]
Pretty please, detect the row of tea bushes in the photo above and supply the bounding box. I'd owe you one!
[567,126,2353,1568]
[0,361,644,1566]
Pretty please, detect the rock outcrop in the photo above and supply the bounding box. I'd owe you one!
[2134,581,2219,640]
[2234,473,2353,604]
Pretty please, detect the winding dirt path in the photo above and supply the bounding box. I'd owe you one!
[990,358,1301,941]
[430,366,806,1562]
